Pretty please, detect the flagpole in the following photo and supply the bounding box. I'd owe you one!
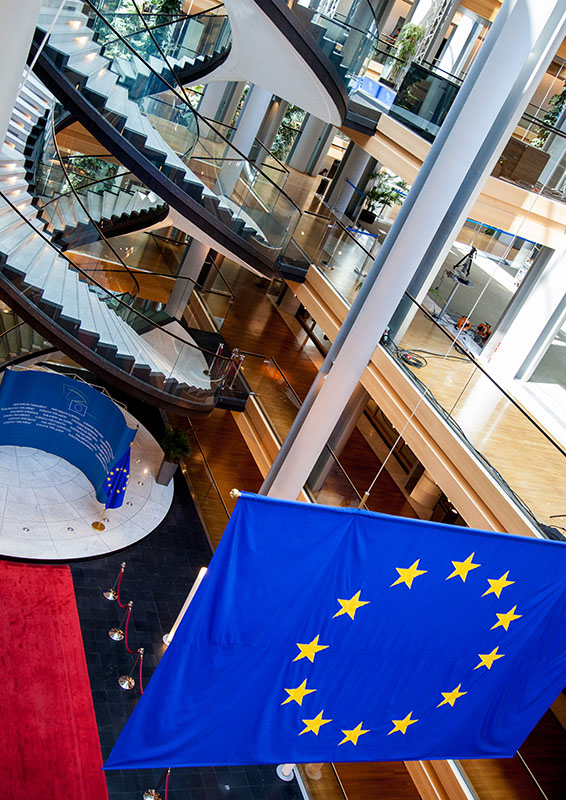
[92,507,107,531]
[163,567,208,645]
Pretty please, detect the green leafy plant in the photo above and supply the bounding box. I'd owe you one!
[272,105,306,162]
[388,23,424,83]
[531,80,566,148]
[364,171,408,216]
[66,156,119,191]
[160,425,192,462]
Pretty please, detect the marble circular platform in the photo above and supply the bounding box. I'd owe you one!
[0,411,173,560]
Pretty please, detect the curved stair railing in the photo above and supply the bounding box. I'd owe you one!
[93,1,232,87]
[35,106,168,251]
[1,78,242,415]
[0,188,238,415]
[0,304,54,369]
[32,0,302,278]
[259,0,380,130]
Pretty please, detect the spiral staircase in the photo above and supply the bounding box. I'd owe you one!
[0,72,234,415]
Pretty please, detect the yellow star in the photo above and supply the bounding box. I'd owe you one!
[339,722,370,745]
[446,552,481,582]
[293,635,329,663]
[474,646,505,670]
[281,679,316,706]
[333,590,370,620]
[482,571,514,598]
[391,559,427,589]
[491,605,522,631]
[437,684,467,707]
[388,711,418,735]
[299,710,332,736]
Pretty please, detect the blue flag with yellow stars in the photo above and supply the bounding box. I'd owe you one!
[103,447,130,509]
[105,493,566,768]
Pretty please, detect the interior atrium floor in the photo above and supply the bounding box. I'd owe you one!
[0,412,173,560]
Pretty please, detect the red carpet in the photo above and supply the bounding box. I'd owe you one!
[0,560,108,800]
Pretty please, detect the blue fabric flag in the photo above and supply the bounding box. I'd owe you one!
[105,493,566,768]
[103,448,131,509]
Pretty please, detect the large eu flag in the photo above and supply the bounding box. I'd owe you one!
[105,494,566,768]
[103,448,131,509]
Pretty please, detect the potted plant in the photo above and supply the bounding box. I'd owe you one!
[359,171,408,225]
[383,23,425,86]
[156,425,192,485]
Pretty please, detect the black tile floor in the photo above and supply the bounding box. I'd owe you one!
[68,398,302,800]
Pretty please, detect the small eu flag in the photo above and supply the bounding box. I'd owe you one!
[104,493,566,769]
[103,448,130,509]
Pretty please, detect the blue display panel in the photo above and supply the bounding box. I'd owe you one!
[0,369,136,502]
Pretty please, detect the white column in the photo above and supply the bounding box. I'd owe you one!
[438,13,478,76]
[287,115,333,175]
[197,82,230,120]
[216,85,273,198]
[0,0,43,145]
[165,238,210,319]
[254,97,289,167]
[482,241,566,380]
[260,0,566,501]
[327,143,372,215]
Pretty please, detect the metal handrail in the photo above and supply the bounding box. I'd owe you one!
[0,189,236,364]
[0,320,26,340]
[83,0,302,215]
[41,106,141,296]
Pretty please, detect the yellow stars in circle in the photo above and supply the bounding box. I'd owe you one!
[391,559,427,589]
[339,722,370,746]
[474,646,505,670]
[388,711,418,735]
[437,684,467,707]
[446,552,481,583]
[491,605,522,631]
[293,635,329,663]
[333,591,370,620]
[299,710,332,736]
[482,571,514,598]
[281,679,316,707]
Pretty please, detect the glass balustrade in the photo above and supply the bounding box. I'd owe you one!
[44,2,301,259]
[0,108,237,409]
[0,304,52,367]
[289,0,379,93]
[91,1,231,70]
[385,298,566,534]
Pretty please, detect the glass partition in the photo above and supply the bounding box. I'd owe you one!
[40,1,301,261]
[389,62,461,142]
[386,298,566,532]
[288,0,379,93]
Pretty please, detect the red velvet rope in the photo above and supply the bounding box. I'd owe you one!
[116,569,127,609]
[124,605,136,654]
[138,650,144,695]
[165,769,170,800]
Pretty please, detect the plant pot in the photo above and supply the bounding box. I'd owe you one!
[359,209,376,225]
[156,458,178,486]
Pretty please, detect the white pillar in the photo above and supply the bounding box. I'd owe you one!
[165,238,210,319]
[438,13,479,76]
[287,114,334,175]
[327,143,372,215]
[261,0,566,501]
[482,241,566,381]
[197,82,229,120]
[0,0,43,145]
[216,85,273,198]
